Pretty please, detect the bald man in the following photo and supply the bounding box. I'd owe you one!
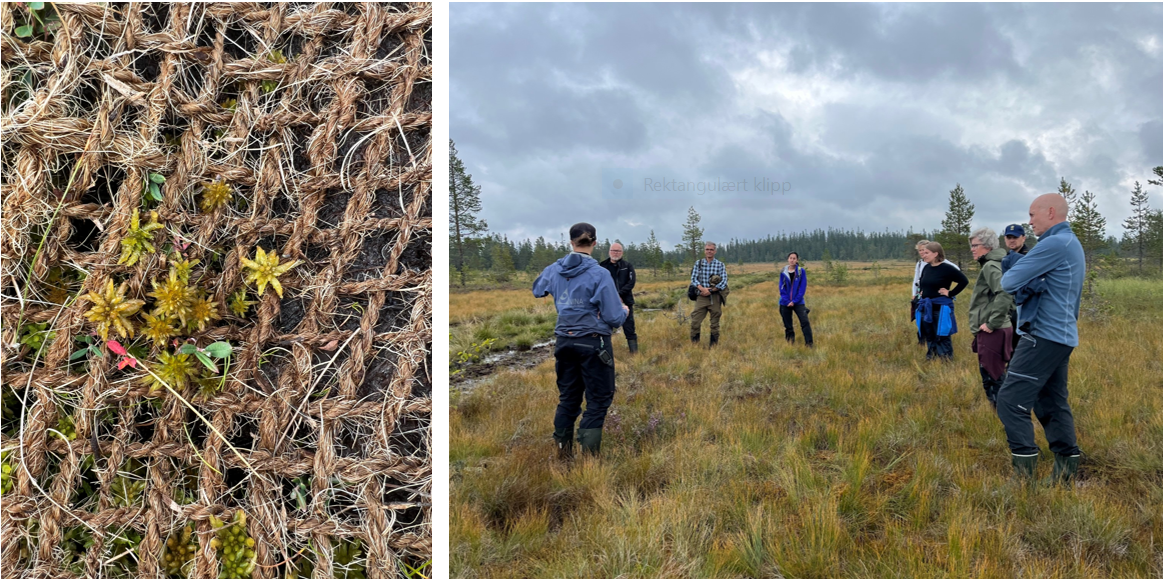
[996,194,1085,486]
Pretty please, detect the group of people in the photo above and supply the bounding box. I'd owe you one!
[535,193,1085,486]
[910,194,1085,484]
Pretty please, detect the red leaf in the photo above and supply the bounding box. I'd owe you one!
[106,340,128,356]
[117,356,137,370]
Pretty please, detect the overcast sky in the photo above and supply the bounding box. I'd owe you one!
[452,3,1163,249]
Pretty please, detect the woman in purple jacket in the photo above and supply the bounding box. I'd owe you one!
[779,252,813,347]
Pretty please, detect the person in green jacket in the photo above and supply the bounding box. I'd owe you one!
[967,227,1015,407]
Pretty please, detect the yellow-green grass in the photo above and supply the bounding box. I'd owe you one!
[451,275,1162,577]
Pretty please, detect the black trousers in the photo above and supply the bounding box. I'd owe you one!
[779,303,813,345]
[911,299,924,344]
[553,334,616,433]
[622,303,637,341]
[996,334,1079,457]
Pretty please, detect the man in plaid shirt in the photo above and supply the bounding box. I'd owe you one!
[690,242,728,346]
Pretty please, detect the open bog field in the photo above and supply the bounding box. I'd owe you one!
[450,266,1162,578]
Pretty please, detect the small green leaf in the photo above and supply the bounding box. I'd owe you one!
[178,344,197,355]
[69,349,89,361]
[91,348,103,358]
[194,351,218,373]
[28,2,45,10]
[15,25,33,37]
[149,173,165,184]
[205,341,233,359]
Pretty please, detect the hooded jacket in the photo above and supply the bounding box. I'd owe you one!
[779,265,807,305]
[968,247,1013,334]
[533,252,627,336]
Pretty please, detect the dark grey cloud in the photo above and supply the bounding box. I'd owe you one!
[452,3,1163,246]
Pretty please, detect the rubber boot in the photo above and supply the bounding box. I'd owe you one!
[690,332,700,345]
[577,428,602,457]
[1045,454,1080,487]
[553,427,574,461]
[627,339,638,354]
[709,333,719,347]
[1011,454,1038,481]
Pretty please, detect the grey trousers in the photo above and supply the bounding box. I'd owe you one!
[995,334,1079,457]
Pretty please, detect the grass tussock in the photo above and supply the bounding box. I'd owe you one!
[451,272,1162,577]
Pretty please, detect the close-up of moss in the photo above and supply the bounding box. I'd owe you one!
[240,246,301,298]
[148,270,198,327]
[210,510,257,579]
[185,291,221,333]
[162,523,198,577]
[170,256,201,284]
[200,180,233,212]
[141,311,179,348]
[142,350,200,395]
[118,209,164,266]
[228,288,256,317]
[82,279,145,341]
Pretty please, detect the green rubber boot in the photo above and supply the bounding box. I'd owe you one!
[553,428,574,461]
[1045,454,1080,487]
[1011,454,1038,481]
[577,428,603,457]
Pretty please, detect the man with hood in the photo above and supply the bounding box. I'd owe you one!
[967,227,1014,407]
[533,223,628,459]
[779,252,813,347]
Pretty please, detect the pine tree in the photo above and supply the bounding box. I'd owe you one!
[643,230,663,276]
[1122,181,1151,272]
[450,140,487,286]
[682,206,704,263]
[937,183,975,269]
[1147,166,1163,187]
[1072,190,1106,273]
[1057,177,1077,219]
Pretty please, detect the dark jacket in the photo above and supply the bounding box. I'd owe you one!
[1001,245,1029,274]
[598,257,636,305]
[968,247,1013,334]
[533,252,627,336]
[779,265,807,305]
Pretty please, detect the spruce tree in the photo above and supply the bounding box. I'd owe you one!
[937,183,975,269]
[1057,177,1077,219]
[450,140,488,286]
[644,229,663,276]
[1072,190,1106,272]
[682,206,704,263]
[1122,181,1151,272]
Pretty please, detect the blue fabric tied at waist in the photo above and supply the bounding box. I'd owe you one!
[916,296,958,337]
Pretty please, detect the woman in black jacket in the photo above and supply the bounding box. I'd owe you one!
[915,242,969,360]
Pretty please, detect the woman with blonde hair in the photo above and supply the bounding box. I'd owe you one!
[915,241,968,360]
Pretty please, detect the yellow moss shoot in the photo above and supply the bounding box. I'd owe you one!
[200,181,233,212]
[83,279,145,341]
[240,246,301,298]
[118,209,164,266]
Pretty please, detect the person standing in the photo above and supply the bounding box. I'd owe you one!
[779,252,813,347]
[1000,223,1030,351]
[532,223,628,459]
[690,242,727,346]
[915,241,968,360]
[599,243,638,353]
[911,239,960,345]
[966,228,1014,407]
[997,195,1085,485]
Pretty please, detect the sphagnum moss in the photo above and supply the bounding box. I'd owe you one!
[82,279,145,341]
[240,246,301,298]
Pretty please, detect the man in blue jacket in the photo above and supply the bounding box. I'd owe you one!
[779,252,813,347]
[996,194,1085,485]
[533,223,628,459]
